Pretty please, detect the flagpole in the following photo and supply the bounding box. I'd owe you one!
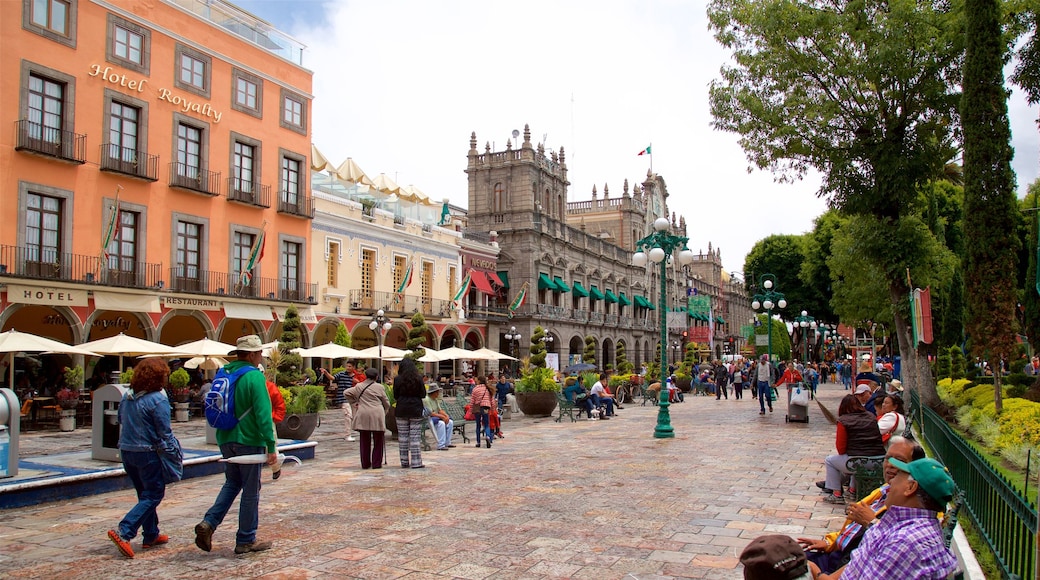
[649,142,653,174]
[99,185,124,277]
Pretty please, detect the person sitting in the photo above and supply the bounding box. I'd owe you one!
[819,394,886,504]
[812,457,959,579]
[563,380,594,419]
[423,384,455,451]
[797,437,925,574]
[589,373,616,417]
[876,395,907,449]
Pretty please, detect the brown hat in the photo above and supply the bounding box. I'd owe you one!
[739,535,809,580]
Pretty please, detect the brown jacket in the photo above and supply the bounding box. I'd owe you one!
[343,379,390,432]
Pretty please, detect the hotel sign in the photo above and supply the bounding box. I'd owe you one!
[89,64,223,123]
[7,284,87,307]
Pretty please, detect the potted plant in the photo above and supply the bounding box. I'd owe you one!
[56,384,79,432]
[276,383,327,440]
[169,368,191,422]
[515,363,561,417]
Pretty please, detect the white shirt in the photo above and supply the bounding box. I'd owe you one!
[590,382,607,397]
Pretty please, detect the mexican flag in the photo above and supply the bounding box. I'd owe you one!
[452,271,472,302]
[508,282,528,318]
[396,257,413,294]
[637,145,651,156]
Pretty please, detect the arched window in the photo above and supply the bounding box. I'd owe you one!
[558,194,564,218]
[544,189,550,216]
[493,182,504,213]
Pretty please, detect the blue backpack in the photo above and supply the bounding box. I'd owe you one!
[204,365,259,430]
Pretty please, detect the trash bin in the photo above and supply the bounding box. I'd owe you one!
[0,388,19,478]
[91,383,129,462]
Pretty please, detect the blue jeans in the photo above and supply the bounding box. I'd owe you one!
[475,407,493,442]
[757,381,773,413]
[118,450,165,542]
[430,417,454,449]
[203,442,264,545]
[590,394,614,416]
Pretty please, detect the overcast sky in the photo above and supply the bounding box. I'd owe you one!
[237,0,1039,275]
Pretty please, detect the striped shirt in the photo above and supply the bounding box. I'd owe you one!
[842,505,957,579]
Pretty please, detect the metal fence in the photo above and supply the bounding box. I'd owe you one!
[911,388,1036,579]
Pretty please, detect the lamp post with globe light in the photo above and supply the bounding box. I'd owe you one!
[504,326,521,359]
[794,310,816,362]
[751,274,787,366]
[369,309,393,383]
[632,217,695,438]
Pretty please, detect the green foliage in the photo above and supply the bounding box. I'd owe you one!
[516,366,560,393]
[529,326,548,367]
[935,349,951,379]
[276,304,304,388]
[753,314,790,361]
[285,384,327,414]
[405,312,428,361]
[333,321,352,349]
[582,335,596,365]
[744,235,818,317]
[799,211,844,323]
[63,365,84,389]
[608,373,637,390]
[615,341,633,374]
[168,368,190,393]
[950,345,967,380]
[1021,182,1040,356]
[962,0,1020,414]
[120,368,134,384]
[683,343,697,374]
[580,371,599,390]
[304,368,317,384]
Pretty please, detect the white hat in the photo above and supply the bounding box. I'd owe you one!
[854,384,872,395]
[234,334,264,353]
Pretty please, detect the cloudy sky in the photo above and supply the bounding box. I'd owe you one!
[238,0,1038,274]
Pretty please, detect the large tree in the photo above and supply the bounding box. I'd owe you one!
[709,0,964,406]
[1022,180,1040,356]
[743,234,820,317]
[962,0,1021,412]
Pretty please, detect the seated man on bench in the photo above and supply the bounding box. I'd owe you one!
[589,373,616,417]
[563,380,594,419]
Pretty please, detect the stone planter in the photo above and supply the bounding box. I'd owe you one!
[59,408,76,432]
[276,412,320,440]
[174,402,190,422]
[516,391,558,417]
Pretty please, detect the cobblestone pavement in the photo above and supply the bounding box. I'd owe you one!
[0,382,852,579]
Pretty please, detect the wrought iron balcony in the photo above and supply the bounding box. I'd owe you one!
[99,143,159,180]
[15,120,86,163]
[166,267,315,303]
[169,162,220,196]
[346,289,451,319]
[226,178,271,208]
[277,192,314,218]
[0,245,160,288]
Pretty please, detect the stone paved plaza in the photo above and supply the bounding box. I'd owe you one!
[0,383,852,579]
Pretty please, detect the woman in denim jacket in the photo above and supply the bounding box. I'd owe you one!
[107,358,180,559]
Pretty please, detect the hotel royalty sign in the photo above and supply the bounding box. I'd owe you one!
[88,64,223,123]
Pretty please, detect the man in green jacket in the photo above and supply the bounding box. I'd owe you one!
[194,335,276,555]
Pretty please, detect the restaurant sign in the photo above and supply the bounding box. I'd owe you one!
[162,296,221,311]
[6,284,87,307]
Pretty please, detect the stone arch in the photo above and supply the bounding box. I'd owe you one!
[83,308,155,341]
[310,316,343,346]
[568,335,584,363]
[601,337,615,370]
[439,326,462,348]
[218,318,266,344]
[0,304,84,344]
[157,310,214,346]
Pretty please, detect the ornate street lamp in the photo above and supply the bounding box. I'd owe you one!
[504,326,522,359]
[368,309,393,383]
[633,217,695,438]
[751,274,787,366]
[794,310,816,362]
[670,341,682,365]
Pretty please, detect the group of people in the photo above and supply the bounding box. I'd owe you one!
[740,439,959,579]
[562,372,623,419]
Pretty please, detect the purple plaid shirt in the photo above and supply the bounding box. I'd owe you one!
[842,505,957,579]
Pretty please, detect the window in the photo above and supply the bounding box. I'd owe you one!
[281,241,301,299]
[106,209,139,283]
[175,221,200,281]
[421,261,433,314]
[393,255,407,292]
[113,26,142,64]
[361,248,375,306]
[492,182,504,213]
[24,0,76,47]
[281,156,300,205]
[326,241,339,288]
[448,265,457,300]
[233,231,257,294]
[231,69,262,117]
[26,192,62,264]
[27,73,64,145]
[107,100,139,162]
[279,88,307,134]
[105,14,149,74]
[174,44,211,97]
[176,122,201,180]
[233,141,256,193]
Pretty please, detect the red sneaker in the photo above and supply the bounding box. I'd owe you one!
[142,534,169,548]
[108,530,134,558]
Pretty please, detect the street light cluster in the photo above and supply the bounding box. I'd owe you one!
[369,309,393,382]
[751,275,787,364]
[632,217,695,439]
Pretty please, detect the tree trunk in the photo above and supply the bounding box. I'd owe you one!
[889,281,938,407]
[993,367,1004,413]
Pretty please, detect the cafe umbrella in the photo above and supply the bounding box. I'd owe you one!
[0,329,100,387]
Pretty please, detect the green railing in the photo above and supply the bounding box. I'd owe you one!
[911,388,1036,579]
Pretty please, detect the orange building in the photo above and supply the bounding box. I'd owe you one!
[0,0,315,382]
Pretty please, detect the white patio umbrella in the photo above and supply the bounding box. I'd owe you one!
[183,356,228,370]
[435,346,478,360]
[292,343,362,359]
[169,338,236,357]
[471,347,518,361]
[354,345,410,360]
[416,347,448,363]
[78,332,178,369]
[0,329,100,387]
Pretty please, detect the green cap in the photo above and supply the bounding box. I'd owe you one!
[887,458,956,504]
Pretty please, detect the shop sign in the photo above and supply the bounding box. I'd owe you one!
[89,64,223,123]
[6,284,87,306]
[162,296,221,311]
[462,254,496,271]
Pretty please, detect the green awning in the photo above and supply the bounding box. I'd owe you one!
[571,281,589,297]
[497,271,510,289]
[635,295,655,310]
[553,276,571,293]
[716,316,725,324]
[537,273,558,291]
[604,289,619,303]
[589,285,605,301]
[618,292,632,306]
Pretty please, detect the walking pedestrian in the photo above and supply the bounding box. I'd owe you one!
[194,335,276,555]
[393,358,426,468]
[334,362,359,442]
[755,354,773,415]
[470,375,496,446]
[343,367,390,468]
[107,357,181,559]
[731,364,745,400]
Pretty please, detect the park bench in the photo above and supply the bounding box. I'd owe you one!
[419,400,473,451]
[555,392,580,422]
[641,383,659,406]
[846,455,887,502]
